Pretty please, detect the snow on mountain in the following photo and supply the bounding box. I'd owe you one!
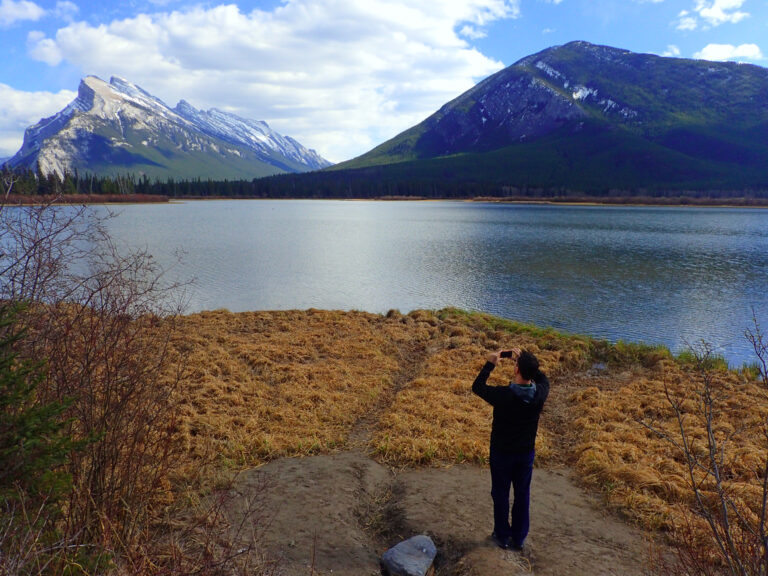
[9,76,331,178]
[174,100,330,170]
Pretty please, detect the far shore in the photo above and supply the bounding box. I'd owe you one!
[5,192,768,208]
[4,193,171,205]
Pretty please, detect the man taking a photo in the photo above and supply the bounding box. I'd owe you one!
[472,347,550,552]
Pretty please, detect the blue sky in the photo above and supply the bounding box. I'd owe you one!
[1,0,766,162]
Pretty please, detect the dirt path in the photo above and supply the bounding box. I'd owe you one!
[347,340,428,450]
[222,324,663,574]
[232,451,656,576]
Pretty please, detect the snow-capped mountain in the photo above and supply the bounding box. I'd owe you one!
[174,101,329,171]
[9,76,331,179]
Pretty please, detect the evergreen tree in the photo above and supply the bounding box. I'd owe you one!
[0,303,78,501]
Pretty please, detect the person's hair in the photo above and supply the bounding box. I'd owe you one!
[517,350,540,381]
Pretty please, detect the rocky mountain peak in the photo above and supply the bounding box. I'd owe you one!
[9,76,331,178]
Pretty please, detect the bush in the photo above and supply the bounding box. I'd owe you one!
[0,302,79,501]
[0,194,188,571]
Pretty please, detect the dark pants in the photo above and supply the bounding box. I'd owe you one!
[490,447,535,547]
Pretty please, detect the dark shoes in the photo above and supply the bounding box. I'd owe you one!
[490,532,525,552]
[491,531,510,549]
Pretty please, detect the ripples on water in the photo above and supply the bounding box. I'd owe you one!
[99,200,768,367]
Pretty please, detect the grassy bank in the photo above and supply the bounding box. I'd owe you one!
[164,307,766,545]
[7,304,763,571]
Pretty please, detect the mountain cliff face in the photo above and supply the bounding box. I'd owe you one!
[9,76,331,179]
[335,41,768,191]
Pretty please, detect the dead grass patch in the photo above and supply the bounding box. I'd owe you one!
[568,363,768,536]
[157,306,768,565]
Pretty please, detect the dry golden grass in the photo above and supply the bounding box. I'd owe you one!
[568,361,768,534]
[370,325,561,466]
[160,306,768,560]
[166,309,406,473]
[164,307,589,478]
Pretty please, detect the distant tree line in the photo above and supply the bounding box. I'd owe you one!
[4,164,768,203]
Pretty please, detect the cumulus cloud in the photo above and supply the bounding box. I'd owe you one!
[53,0,78,21]
[27,30,63,65]
[694,0,749,26]
[0,84,76,156]
[677,0,749,30]
[459,24,487,39]
[663,44,681,57]
[694,42,764,61]
[675,10,698,30]
[0,0,44,27]
[25,0,520,162]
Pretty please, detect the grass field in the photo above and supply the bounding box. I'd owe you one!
[162,307,767,554]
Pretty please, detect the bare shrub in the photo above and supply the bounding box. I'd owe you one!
[643,328,768,576]
[0,190,186,569]
[0,178,284,575]
[0,490,78,576]
[143,472,280,576]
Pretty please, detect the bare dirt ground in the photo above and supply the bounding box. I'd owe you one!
[232,450,657,576]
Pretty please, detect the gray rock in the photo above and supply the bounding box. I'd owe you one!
[587,362,608,376]
[381,535,437,576]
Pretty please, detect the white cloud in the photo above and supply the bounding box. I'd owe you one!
[675,9,699,30]
[694,0,749,26]
[678,0,749,29]
[25,0,520,162]
[663,44,681,57]
[694,43,764,61]
[0,84,76,156]
[459,24,487,39]
[0,0,44,27]
[27,30,63,65]
[53,0,78,21]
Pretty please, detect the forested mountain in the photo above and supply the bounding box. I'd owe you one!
[319,41,768,194]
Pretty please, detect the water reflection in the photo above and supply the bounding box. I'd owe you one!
[99,200,768,366]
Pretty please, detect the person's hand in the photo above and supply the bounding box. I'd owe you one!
[487,351,501,365]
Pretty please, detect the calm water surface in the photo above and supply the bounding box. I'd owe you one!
[101,200,768,366]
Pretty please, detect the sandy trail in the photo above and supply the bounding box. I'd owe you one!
[232,450,655,576]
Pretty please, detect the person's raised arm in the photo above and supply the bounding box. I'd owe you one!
[472,350,515,405]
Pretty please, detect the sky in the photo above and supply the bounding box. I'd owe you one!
[0,0,766,163]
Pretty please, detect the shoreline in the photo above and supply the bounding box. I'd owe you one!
[5,192,768,208]
[3,193,170,205]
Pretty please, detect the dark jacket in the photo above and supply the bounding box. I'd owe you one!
[472,362,550,454]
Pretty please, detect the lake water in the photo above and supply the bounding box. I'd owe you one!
[101,200,768,367]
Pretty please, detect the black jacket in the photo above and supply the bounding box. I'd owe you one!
[472,362,550,454]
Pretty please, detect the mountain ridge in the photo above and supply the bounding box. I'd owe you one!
[8,76,331,179]
[327,41,768,193]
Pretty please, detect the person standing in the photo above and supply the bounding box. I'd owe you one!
[472,347,550,551]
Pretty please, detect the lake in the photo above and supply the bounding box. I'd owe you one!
[100,200,768,367]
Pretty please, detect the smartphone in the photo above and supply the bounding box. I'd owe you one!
[500,350,514,358]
